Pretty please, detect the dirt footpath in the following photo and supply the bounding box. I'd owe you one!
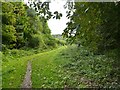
[21,61,32,89]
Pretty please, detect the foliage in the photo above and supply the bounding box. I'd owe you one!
[21,1,120,53]
[2,47,73,88]
[61,2,120,86]
[31,46,86,88]
[2,1,120,88]
[2,2,58,50]
[28,1,62,20]
[2,25,16,48]
[60,45,119,88]
[2,53,30,88]
[55,38,66,46]
[28,34,45,48]
[63,2,120,53]
[2,45,120,88]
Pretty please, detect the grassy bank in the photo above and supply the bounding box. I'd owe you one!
[60,45,119,88]
[31,46,86,88]
[2,45,119,88]
[2,47,54,88]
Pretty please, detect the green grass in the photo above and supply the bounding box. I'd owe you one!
[31,46,76,88]
[2,46,61,88]
[2,46,85,88]
[2,54,38,88]
[2,58,27,88]
[2,48,51,88]
[0,52,2,89]
[2,45,118,88]
[31,46,86,88]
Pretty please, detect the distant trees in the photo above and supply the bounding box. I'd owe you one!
[24,1,120,53]
[2,2,57,50]
[2,2,17,49]
[2,1,120,52]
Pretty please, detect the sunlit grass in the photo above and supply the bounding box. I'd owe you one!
[2,57,28,88]
[31,46,69,88]
[31,46,86,88]
[2,49,52,88]
[2,46,71,88]
[2,46,88,88]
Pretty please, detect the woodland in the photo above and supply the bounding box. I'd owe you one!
[1,1,120,89]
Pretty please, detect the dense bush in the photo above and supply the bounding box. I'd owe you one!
[2,2,57,50]
[54,38,66,46]
[28,34,45,48]
[2,25,16,48]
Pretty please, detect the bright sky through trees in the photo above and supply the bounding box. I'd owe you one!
[24,0,69,35]
[47,1,69,35]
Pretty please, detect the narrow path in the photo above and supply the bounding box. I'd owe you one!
[21,61,32,88]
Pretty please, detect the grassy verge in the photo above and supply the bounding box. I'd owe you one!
[0,52,2,89]
[2,58,28,88]
[31,46,69,88]
[2,47,54,88]
[2,46,73,88]
[31,46,86,88]
[3,45,117,88]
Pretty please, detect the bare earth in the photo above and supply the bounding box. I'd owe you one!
[21,61,32,89]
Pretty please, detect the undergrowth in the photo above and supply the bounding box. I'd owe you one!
[59,45,120,88]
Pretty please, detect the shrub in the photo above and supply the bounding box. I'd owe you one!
[55,38,66,46]
[28,34,45,48]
